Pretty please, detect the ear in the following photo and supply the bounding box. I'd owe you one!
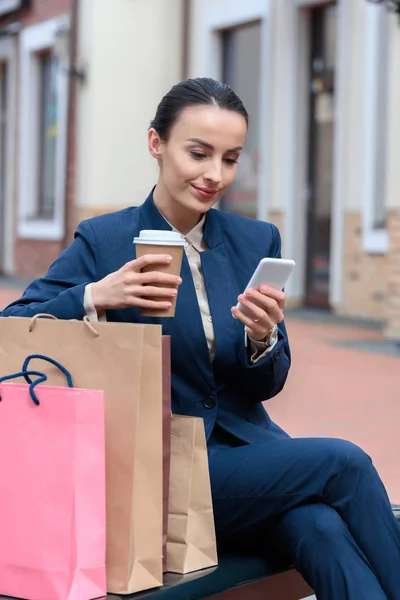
[148,128,164,161]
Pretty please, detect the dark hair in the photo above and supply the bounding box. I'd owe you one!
[150,77,248,140]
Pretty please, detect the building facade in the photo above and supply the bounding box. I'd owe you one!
[0,0,74,278]
[75,0,185,225]
[1,0,399,339]
[0,0,184,279]
[187,0,400,339]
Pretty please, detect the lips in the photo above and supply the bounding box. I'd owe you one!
[191,185,219,199]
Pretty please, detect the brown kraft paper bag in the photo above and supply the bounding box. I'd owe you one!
[162,336,172,572]
[0,315,163,595]
[167,415,218,574]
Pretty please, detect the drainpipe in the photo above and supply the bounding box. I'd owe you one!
[63,0,79,247]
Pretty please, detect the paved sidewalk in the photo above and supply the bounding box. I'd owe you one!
[1,284,399,502]
[0,286,25,310]
[267,316,400,503]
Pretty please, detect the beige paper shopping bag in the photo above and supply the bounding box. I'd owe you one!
[167,415,218,574]
[0,315,163,595]
[162,337,172,572]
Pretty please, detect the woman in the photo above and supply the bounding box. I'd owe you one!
[2,78,399,600]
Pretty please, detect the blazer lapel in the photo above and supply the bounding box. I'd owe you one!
[137,192,213,387]
[201,210,244,364]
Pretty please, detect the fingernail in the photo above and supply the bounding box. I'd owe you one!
[166,255,173,261]
[176,277,182,284]
[164,302,172,308]
[261,286,268,293]
[171,290,178,296]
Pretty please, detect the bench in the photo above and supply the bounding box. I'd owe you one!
[393,504,400,522]
[1,507,398,600]
[108,555,313,600]
[109,505,400,600]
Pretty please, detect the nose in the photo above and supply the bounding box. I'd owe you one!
[204,159,223,185]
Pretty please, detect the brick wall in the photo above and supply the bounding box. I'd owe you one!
[0,1,71,28]
[15,239,63,278]
[20,0,72,27]
[268,210,285,251]
[337,212,389,321]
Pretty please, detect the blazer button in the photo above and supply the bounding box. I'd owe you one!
[202,396,216,409]
[274,349,281,360]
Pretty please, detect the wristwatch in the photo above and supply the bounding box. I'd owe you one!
[248,324,279,349]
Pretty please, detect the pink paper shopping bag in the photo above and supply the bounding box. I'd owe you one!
[0,355,106,600]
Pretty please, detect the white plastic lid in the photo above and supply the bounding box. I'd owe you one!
[133,230,188,246]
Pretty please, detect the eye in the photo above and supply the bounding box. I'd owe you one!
[190,151,207,160]
[224,157,238,165]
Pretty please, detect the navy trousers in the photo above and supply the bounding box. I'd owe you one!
[208,426,400,600]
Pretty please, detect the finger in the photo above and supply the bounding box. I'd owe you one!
[138,271,182,286]
[244,288,269,309]
[127,254,173,271]
[258,285,286,309]
[129,297,173,310]
[248,286,284,308]
[245,288,284,323]
[232,301,274,335]
[231,305,274,339]
[237,294,267,323]
[130,285,178,298]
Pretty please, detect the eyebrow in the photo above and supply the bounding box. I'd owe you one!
[186,138,243,152]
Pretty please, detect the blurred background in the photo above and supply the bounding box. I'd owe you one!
[0,0,399,502]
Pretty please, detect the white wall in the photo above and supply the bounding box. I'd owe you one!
[188,0,212,77]
[344,0,366,213]
[0,36,16,274]
[385,15,400,211]
[76,0,183,211]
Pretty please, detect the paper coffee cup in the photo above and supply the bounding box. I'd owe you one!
[133,230,187,317]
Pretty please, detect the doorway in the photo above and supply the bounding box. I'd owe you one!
[221,20,261,220]
[305,3,337,308]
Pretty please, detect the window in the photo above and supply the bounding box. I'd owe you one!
[220,21,261,219]
[18,17,69,241]
[36,51,58,220]
[324,4,337,72]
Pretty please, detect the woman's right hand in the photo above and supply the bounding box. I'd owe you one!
[91,254,182,312]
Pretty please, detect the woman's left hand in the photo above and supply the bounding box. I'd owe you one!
[231,286,286,341]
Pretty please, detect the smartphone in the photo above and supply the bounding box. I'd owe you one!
[235,258,296,317]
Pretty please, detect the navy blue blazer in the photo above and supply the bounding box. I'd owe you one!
[1,192,291,443]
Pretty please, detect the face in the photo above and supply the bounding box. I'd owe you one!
[148,105,247,219]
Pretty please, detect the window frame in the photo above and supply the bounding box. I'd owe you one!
[220,20,262,219]
[0,0,26,16]
[199,0,271,222]
[18,16,70,241]
[363,2,389,255]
